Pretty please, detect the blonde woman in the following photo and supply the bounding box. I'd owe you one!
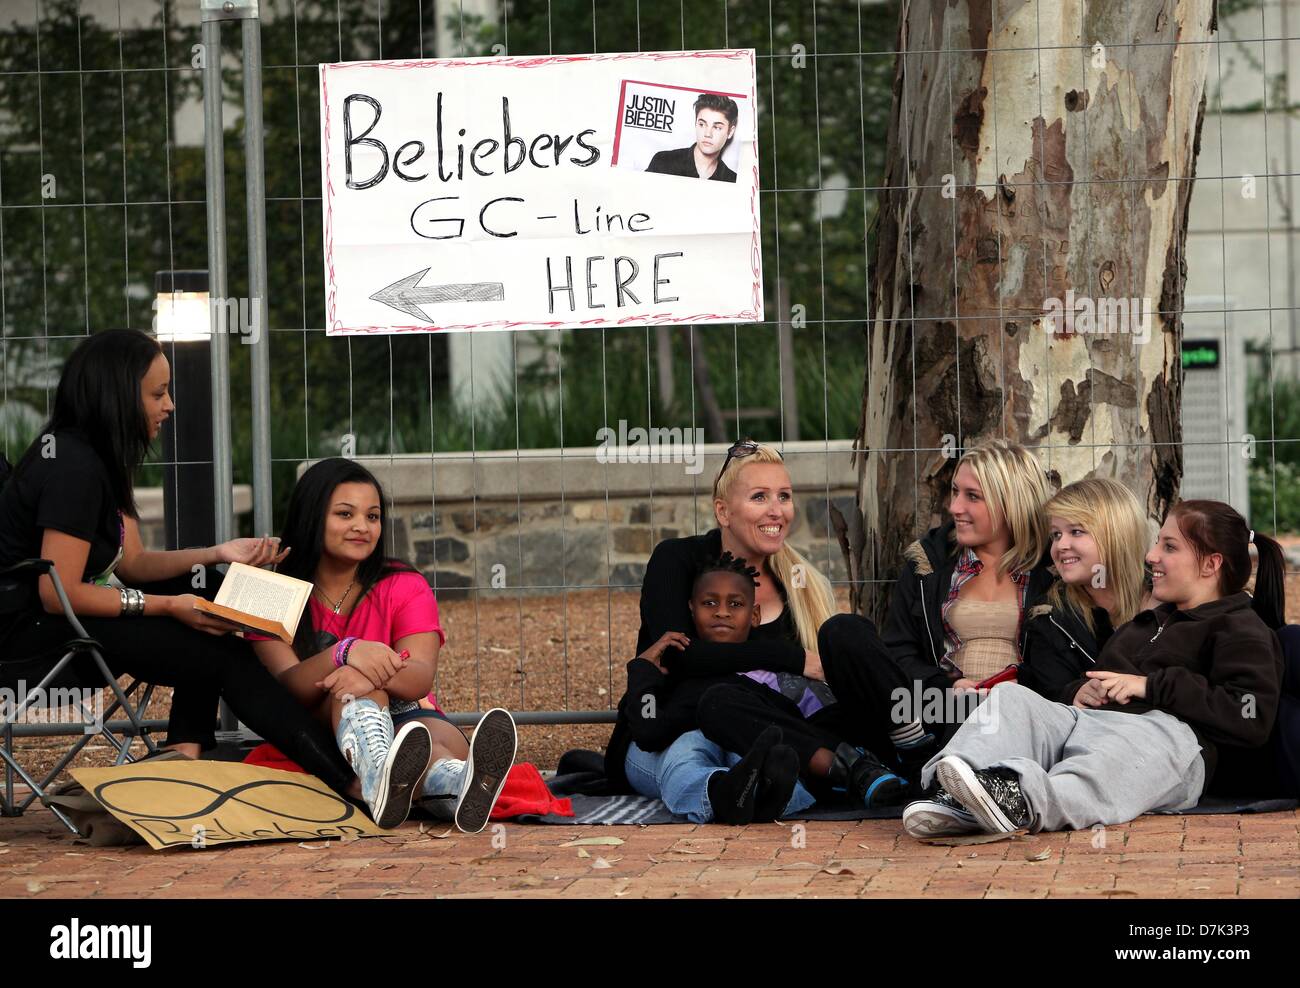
[605,439,885,823]
[1020,478,1153,694]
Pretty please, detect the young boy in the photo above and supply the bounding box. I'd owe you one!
[619,552,803,822]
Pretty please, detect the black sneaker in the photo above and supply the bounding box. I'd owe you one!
[832,743,908,808]
[934,756,1029,833]
[453,708,517,834]
[902,785,980,838]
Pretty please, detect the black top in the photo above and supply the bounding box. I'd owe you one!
[645,145,738,183]
[1058,592,1283,783]
[1019,588,1114,697]
[0,428,122,633]
[604,529,806,790]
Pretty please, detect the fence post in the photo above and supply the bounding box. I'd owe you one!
[241,14,273,539]
[199,0,240,550]
[200,0,261,731]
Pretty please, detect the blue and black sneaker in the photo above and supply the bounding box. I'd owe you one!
[831,743,909,809]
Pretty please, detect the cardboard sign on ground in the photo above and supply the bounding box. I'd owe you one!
[71,761,386,850]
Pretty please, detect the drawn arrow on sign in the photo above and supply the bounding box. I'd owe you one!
[369,268,505,323]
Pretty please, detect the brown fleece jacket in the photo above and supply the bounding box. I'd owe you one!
[1058,592,1283,783]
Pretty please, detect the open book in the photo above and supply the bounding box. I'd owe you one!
[193,562,312,645]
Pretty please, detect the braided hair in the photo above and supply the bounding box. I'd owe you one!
[692,550,760,597]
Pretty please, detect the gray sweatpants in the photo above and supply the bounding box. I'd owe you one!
[920,683,1206,832]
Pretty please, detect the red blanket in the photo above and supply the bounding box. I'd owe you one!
[243,744,573,820]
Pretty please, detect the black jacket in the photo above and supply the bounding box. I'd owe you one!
[1058,592,1283,783]
[1019,588,1113,697]
[603,529,804,790]
[880,521,1087,701]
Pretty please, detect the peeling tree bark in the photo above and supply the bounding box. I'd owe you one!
[849,0,1214,619]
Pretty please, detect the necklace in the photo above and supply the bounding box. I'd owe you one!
[315,579,356,615]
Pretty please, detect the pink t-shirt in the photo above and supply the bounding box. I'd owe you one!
[249,569,446,707]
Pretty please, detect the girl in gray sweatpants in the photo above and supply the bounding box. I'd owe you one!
[919,682,1205,831]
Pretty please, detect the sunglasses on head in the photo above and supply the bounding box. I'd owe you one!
[713,438,783,497]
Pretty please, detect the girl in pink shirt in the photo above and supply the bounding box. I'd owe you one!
[248,458,515,832]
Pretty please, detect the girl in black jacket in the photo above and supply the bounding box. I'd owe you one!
[911,499,1285,837]
[1020,477,1155,685]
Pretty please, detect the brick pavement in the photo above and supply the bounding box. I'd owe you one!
[2,804,1297,899]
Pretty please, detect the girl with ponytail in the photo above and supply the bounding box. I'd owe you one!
[910,498,1286,837]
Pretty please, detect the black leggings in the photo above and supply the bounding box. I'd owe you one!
[695,613,928,775]
[1,574,354,794]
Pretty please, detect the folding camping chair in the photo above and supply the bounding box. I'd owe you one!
[0,559,160,834]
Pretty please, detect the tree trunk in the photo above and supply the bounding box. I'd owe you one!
[848,0,1214,618]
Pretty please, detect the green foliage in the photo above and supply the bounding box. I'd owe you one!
[1247,361,1300,532]
[1249,460,1300,535]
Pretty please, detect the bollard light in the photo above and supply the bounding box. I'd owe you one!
[153,270,211,342]
[153,270,216,554]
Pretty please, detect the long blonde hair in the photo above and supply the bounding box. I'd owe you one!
[953,440,1050,576]
[1044,477,1150,632]
[712,443,835,653]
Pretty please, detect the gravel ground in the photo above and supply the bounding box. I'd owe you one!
[9,574,1298,788]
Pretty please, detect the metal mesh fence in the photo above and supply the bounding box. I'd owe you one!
[1,0,1297,723]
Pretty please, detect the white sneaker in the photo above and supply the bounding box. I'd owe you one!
[337,699,431,829]
[903,786,981,838]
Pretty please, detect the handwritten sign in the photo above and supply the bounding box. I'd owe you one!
[320,49,762,334]
[71,761,387,850]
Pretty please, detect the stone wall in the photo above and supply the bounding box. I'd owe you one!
[338,440,858,599]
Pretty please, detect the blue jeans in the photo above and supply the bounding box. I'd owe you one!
[624,729,817,823]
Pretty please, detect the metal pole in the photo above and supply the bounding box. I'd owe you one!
[201,15,234,549]
[242,15,273,539]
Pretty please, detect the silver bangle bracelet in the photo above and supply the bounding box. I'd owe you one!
[118,587,145,617]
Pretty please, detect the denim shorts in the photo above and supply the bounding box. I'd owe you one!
[390,698,451,728]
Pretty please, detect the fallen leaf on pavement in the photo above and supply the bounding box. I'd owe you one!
[297,842,329,850]
[559,837,624,847]
[821,864,856,876]
[917,831,1026,847]
[26,881,45,894]
[577,848,590,858]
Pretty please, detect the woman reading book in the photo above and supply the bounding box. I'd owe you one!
[0,330,361,800]
[246,457,517,834]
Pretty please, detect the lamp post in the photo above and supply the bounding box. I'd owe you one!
[153,270,216,555]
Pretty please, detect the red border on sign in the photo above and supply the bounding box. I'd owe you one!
[322,49,762,334]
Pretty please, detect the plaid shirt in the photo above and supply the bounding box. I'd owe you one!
[939,546,1030,677]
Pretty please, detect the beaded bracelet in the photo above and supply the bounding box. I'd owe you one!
[333,636,359,668]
